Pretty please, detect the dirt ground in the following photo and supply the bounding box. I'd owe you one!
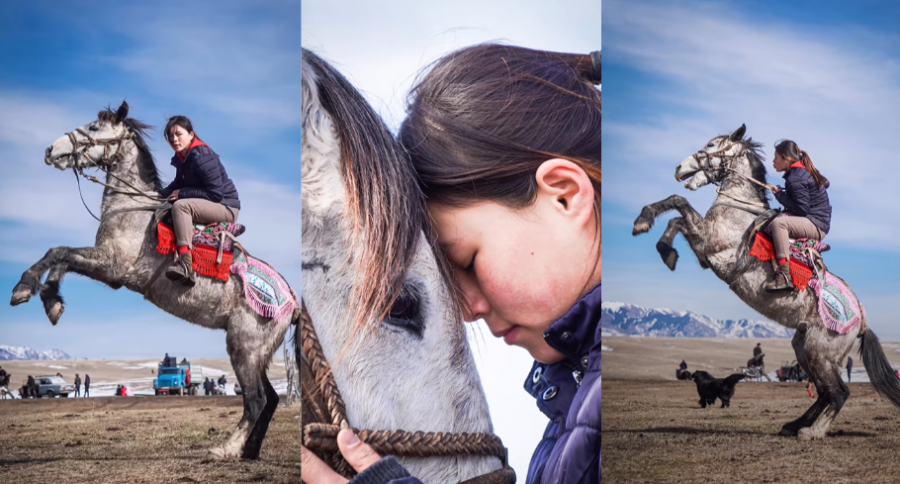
[602,337,900,483]
[0,396,302,484]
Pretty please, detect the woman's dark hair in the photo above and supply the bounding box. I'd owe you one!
[399,44,601,211]
[774,139,828,189]
[399,43,601,298]
[164,115,196,145]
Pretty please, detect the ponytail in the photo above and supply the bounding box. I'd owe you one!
[798,149,828,189]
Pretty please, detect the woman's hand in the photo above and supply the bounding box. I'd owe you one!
[300,429,383,484]
[168,189,180,201]
[768,185,781,195]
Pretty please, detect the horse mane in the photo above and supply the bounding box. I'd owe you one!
[302,50,461,340]
[98,107,163,192]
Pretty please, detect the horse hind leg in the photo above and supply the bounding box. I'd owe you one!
[241,370,280,459]
[40,265,66,325]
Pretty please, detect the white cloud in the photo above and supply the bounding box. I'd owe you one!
[302,0,601,131]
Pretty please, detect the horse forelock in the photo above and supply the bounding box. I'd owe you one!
[302,49,455,341]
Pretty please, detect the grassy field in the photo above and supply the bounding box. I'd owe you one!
[0,396,302,484]
[602,337,900,483]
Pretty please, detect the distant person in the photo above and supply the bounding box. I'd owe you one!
[84,374,91,397]
[56,372,63,379]
[163,353,171,367]
[846,356,853,382]
[680,360,688,371]
[74,374,82,397]
[121,386,128,397]
[218,375,227,386]
[26,375,37,398]
[204,378,211,396]
[753,343,763,359]
[0,365,8,387]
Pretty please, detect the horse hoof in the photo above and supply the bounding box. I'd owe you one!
[779,425,799,437]
[47,302,64,326]
[797,428,824,441]
[208,446,240,460]
[633,221,651,236]
[10,288,32,306]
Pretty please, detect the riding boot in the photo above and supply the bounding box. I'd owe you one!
[764,263,794,292]
[165,252,196,287]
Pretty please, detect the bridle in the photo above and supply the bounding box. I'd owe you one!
[61,126,164,221]
[300,303,517,484]
[691,143,770,210]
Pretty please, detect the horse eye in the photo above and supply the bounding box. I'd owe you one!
[383,285,424,338]
[89,125,99,132]
[707,143,714,148]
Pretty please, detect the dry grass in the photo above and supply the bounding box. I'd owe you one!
[0,396,302,483]
[602,337,900,484]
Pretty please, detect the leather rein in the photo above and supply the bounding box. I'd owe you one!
[63,127,165,222]
[299,302,516,484]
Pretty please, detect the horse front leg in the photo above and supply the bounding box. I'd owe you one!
[634,195,708,269]
[40,265,66,325]
[11,246,116,310]
[656,217,684,271]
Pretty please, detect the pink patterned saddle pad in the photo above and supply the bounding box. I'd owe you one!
[190,222,245,251]
[808,272,864,335]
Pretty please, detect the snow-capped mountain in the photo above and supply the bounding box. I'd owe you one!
[0,346,74,361]
[601,301,793,338]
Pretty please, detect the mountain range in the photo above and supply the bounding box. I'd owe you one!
[601,302,794,338]
[0,346,74,361]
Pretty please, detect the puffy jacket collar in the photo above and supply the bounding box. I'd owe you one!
[174,137,209,163]
[524,283,601,421]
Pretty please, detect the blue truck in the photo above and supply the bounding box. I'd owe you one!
[153,357,200,396]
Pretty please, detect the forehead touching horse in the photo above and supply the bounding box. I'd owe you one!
[11,101,296,460]
[300,49,510,483]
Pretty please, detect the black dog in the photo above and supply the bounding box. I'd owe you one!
[691,370,745,408]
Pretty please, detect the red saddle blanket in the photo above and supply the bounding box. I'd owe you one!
[748,232,812,291]
[156,222,233,281]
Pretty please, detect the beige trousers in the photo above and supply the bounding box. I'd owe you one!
[172,199,239,248]
[770,215,824,260]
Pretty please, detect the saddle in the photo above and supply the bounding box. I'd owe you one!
[156,221,246,282]
[746,211,830,291]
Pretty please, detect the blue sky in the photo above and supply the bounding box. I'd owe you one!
[602,1,900,336]
[0,2,302,358]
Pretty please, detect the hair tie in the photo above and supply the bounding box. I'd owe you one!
[587,51,601,84]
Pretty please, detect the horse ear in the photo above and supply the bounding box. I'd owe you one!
[115,101,129,124]
[729,124,746,142]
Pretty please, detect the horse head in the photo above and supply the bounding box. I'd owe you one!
[675,124,751,191]
[45,101,139,172]
[300,49,502,482]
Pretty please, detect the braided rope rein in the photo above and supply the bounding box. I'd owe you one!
[299,303,513,482]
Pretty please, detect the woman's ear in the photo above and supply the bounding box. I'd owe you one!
[535,158,595,225]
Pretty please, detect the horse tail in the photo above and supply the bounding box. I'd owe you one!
[859,328,900,408]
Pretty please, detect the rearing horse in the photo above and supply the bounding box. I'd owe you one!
[633,124,900,439]
[10,102,295,459]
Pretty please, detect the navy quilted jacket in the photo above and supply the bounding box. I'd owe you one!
[523,283,601,484]
[161,142,241,209]
[774,165,831,234]
[351,284,602,484]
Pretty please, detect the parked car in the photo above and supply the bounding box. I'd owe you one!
[34,375,76,398]
[234,381,242,395]
[777,360,808,382]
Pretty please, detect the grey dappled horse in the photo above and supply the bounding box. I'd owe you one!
[633,124,900,439]
[300,50,503,483]
[10,102,295,459]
